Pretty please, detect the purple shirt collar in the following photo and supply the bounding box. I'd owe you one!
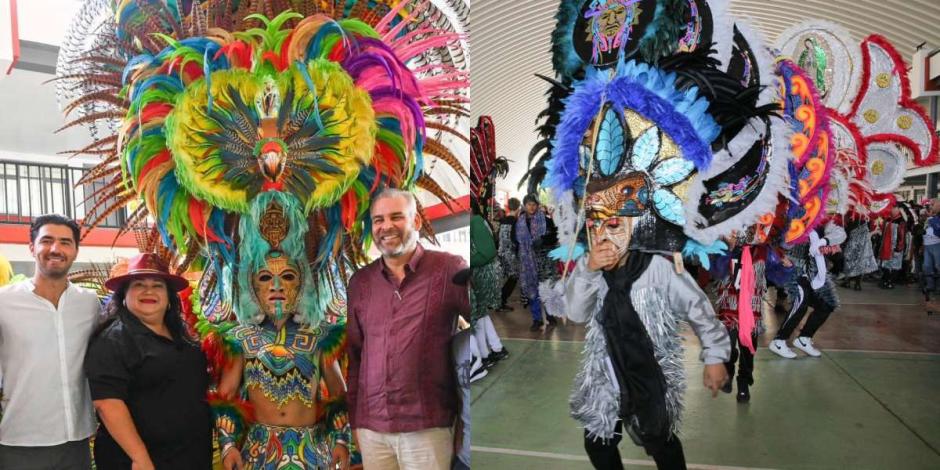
[379,242,425,276]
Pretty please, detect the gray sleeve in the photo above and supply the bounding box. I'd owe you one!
[824,222,847,246]
[564,257,607,324]
[662,260,730,365]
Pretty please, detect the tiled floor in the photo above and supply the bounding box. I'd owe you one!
[470,280,940,469]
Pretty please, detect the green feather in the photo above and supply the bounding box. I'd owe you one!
[316,321,346,360]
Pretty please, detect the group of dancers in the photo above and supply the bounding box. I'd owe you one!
[507,0,939,468]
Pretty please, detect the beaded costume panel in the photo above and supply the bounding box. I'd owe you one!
[233,322,323,407]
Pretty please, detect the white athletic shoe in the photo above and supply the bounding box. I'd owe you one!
[470,366,488,383]
[769,339,797,359]
[793,337,822,357]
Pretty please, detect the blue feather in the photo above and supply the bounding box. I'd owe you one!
[122,54,155,85]
[124,127,164,175]
[651,157,695,187]
[130,75,183,103]
[682,239,728,270]
[631,126,660,171]
[306,21,347,59]
[156,173,179,250]
[549,243,585,261]
[595,107,625,176]
[546,60,719,196]
[653,188,685,225]
[203,48,213,114]
[295,61,324,131]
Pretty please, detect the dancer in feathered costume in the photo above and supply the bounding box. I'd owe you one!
[470,116,505,327]
[768,217,846,359]
[767,22,938,356]
[532,1,798,467]
[55,1,468,468]
[469,116,510,367]
[709,231,770,404]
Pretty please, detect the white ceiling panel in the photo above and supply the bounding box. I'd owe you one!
[471,0,940,195]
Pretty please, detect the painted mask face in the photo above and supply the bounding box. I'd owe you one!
[598,4,627,39]
[586,215,633,263]
[252,252,301,321]
[585,171,651,218]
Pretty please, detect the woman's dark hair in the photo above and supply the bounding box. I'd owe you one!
[94,279,188,341]
[522,194,540,206]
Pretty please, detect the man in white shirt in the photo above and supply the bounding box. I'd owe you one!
[0,215,100,469]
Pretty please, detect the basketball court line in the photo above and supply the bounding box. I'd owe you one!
[496,337,940,356]
[471,445,778,470]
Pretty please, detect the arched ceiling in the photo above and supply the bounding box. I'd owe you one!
[470,0,940,194]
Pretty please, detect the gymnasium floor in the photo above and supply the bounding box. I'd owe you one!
[470,282,940,469]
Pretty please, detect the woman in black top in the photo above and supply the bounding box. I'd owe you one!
[85,253,211,470]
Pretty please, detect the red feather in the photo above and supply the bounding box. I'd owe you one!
[328,40,346,62]
[140,102,173,122]
[157,57,182,75]
[279,30,296,71]
[216,41,252,69]
[206,390,255,422]
[261,51,284,71]
[178,287,198,334]
[182,61,204,82]
[188,199,223,243]
[341,191,357,230]
[373,141,402,186]
[139,149,171,181]
[261,181,284,191]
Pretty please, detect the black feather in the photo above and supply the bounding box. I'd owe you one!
[528,139,551,164]
[276,84,295,133]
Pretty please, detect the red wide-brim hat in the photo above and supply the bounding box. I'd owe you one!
[104,253,189,292]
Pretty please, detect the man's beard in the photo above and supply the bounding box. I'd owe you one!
[378,228,419,257]
[38,255,70,279]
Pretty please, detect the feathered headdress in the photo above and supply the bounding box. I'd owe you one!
[541,0,778,256]
[777,22,938,220]
[55,0,469,324]
[524,0,734,195]
[469,116,508,217]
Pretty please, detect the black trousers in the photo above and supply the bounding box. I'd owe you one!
[775,277,834,340]
[830,252,845,276]
[0,439,92,470]
[725,327,755,385]
[500,276,517,306]
[584,421,687,470]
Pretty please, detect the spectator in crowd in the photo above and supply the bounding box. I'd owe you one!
[496,198,521,311]
[515,195,559,331]
[922,200,940,294]
[0,215,100,469]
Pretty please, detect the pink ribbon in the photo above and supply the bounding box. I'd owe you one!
[737,246,756,354]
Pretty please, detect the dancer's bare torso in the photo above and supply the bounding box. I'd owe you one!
[220,319,345,426]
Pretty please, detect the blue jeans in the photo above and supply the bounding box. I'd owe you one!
[529,294,542,322]
[924,244,940,290]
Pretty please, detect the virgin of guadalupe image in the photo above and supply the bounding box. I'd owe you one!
[798,36,829,97]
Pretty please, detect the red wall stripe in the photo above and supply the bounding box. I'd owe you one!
[6,0,19,74]
[0,224,138,247]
